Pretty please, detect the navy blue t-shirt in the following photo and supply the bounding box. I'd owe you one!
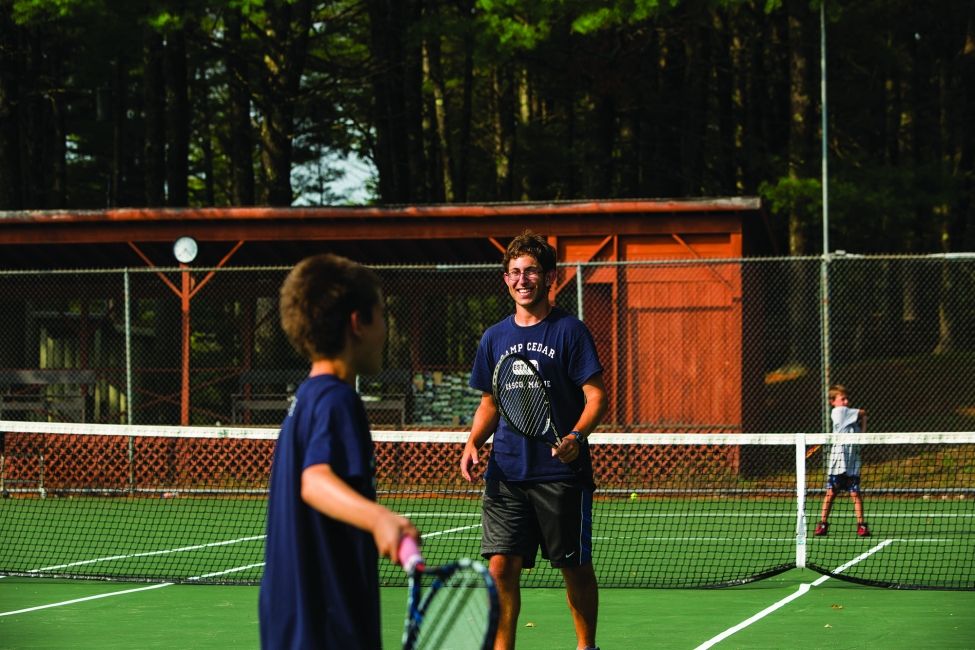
[259,374,380,650]
[469,307,603,483]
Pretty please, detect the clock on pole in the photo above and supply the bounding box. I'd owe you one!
[173,236,198,264]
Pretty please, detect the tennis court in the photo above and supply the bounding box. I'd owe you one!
[2,422,973,647]
[3,568,974,647]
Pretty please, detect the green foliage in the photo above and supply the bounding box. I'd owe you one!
[11,0,99,23]
[474,0,674,42]
[759,176,822,221]
[568,0,672,33]
[146,10,183,32]
[827,163,959,252]
[1,0,972,253]
[475,0,555,52]
[227,0,265,16]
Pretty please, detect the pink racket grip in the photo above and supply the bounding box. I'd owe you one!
[398,536,424,572]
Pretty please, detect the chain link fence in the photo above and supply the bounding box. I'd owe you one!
[1,255,974,434]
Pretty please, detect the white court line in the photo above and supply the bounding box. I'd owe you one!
[189,563,265,581]
[402,512,481,518]
[0,522,475,618]
[0,560,268,618]
[415,523,482,538]
[607,512,974,518]
[0,537,267,617]
[0,582,175,617]
[694,539,894,650]
[27,535,265,573]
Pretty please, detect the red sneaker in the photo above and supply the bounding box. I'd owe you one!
[857,523,870,537]
[814,522,829,536]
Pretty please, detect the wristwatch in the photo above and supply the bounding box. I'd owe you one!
[569,430,587,443]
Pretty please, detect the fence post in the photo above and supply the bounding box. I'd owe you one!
[820,255,831,434]
[576,263,584,321]
[795,432,807,569]
[124,269,134,495]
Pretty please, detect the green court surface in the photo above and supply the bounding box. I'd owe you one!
[2,446,973,647]
[4,493,972,589]
[2,570,973,648]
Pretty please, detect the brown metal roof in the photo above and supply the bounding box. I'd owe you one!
[0,198,763,268]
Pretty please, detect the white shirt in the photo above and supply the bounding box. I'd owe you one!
[828,405,862,476]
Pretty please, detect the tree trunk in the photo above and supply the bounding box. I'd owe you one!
[405,0,426,201]
[225,8,254,205]
[165,24,190,206]
[786,1,813,368]
[715,7,738,192]
[952,14,975,249]
[143,28,166,207]
[493,65,516,200]
[656,28,684,196]
[456,11,474,202]
[425,32,453,202]
[681,9,709,195]
[932,16,973,354]
[196,67,215,206]
[786,0,811,256]
[0,9,22,209]
[593,93,615,197]
[366,0,413,203]
[259,0,312,206]
[108,58,125,207]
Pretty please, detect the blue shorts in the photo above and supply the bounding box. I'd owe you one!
[827,473,861,493]
[481,479,593,569]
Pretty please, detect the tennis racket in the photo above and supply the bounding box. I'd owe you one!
[491,352,567,449]
[400,536,499,650]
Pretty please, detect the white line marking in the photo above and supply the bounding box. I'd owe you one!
[28,535,266,573]
[0,557,268,618]
[401,513,481,518]
[0,582,174,617]
[188,563,265,581]
[417,523,482,538]
[694,582,812,650]
[0,522,477,618]
[694,539,894,649]
[603,512,974,519]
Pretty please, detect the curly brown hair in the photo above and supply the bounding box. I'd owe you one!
[502,230,556,273]
[279,254,382,361]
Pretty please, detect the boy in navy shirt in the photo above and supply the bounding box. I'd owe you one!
[260,254,419,649]
[460,232,607,650]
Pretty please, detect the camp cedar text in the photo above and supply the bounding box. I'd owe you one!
[504,342,557,358]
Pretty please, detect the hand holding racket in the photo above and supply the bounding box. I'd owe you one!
[491,352,585,470]
[399,536,499,650]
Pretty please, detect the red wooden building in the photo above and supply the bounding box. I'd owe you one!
[0,199,766,430]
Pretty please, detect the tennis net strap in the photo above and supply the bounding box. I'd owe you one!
[1,422,973,589]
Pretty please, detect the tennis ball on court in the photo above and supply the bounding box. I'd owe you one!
[630,492,638,500]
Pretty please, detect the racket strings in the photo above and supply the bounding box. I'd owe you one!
[415,568,492,649]
[495,361,550,439]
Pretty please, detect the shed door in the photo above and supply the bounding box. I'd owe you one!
[625,263,742,430]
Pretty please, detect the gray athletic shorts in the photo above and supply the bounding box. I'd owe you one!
[481,479,593,569]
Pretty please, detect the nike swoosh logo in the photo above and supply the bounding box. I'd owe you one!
[565,551,575,558]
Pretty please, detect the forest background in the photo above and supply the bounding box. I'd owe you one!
[1,0,973,256]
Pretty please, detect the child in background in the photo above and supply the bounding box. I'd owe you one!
[814,384,870,537]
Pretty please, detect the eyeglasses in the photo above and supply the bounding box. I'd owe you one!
[504,267,542,281]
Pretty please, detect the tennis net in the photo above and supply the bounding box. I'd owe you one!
[1,421,972,589]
